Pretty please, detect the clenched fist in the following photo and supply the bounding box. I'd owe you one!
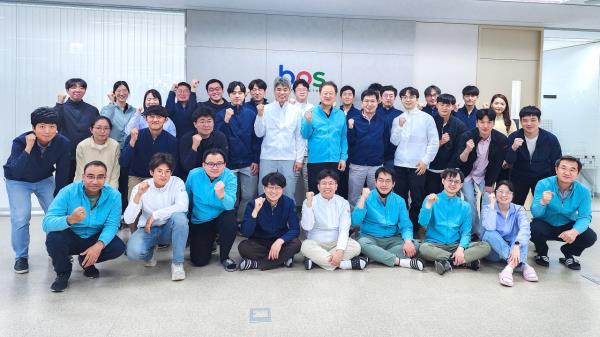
[129,128,139,147]
[257,104,265,117]
[224,108,234,123]
[425,193,439,209]
[191,134,203,151]
[305,109,313,123]
[57,94,67,104]
[68,206,86,224]
[24,133,37,153]
[305,192,314,208]
[348,118,355,129]
[191,79,200,92]
[466,139,475,151]
[107,92,116,103]
[541,191,554,206]
[440,132,450,146]
[398,116,407,127]
[512,138,524,151]
[214,181,225,199]
[137,181,150,195]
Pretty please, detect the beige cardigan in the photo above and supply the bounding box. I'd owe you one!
[493,115,517,136]
[74,136,121,188]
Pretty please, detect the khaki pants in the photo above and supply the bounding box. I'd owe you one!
[301,239,361,270]
[419,242,491,263]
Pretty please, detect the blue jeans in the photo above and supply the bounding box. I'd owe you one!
[461,178,488,237]
[482,230,528,265]
[6,177,55,259]
[126,212,189,263]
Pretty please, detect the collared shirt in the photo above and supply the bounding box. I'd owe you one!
[481,203,530,244]
[254,101,305,162]
[465,136,490,184]
[351,190,413,240]
[418,192,472,248]
[301,194,351,250]
[390,108,439,168]
[124,176,188,228]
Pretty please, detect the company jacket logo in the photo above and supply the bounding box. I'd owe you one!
[278,65,326,88]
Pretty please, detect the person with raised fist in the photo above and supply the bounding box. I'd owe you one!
[55,78,99,183]
[422,85,441,117]
[200,79,230,116]
[376,85,401,170]
[43,161,125,292]
[301,81,348,197]
[418,168,491,275]
[238,172,301,271]
[185,149,238,271]
[179,106,228,179]
[530,155,596,270]
[255,77,304,199]
[125,153,189,281]
[244,79,269,115]
[166,80,199,137]
[4,107,71,274]
[124,89,176,138]
[215,81,261,224]
[505,106,562,205]
[301,170,364,271]
[351,167,424,271]
[339,85,360,118]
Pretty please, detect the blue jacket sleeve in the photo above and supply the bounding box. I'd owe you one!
[97,192,122,245]
[459,205,472,248]
[221,172,237,210]
[5,137,30,176]
[281,200,300,242]
[397,201,413,240]
[42,187,71,233]
[340,117,348,161]
[179,134,196,173]
[300,115,313,140]
[166,91,176,115]
[573,190,592,233]
[418,201,433,228]
[240,200,257,238]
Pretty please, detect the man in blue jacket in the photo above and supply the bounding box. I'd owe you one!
[166,80,199,138]
[531,156,596,270]
[4,107,71,273]
[43,161,125,292]
[505,106,562,205]
[238,172,301,270]
[244,78,268,115]
[377,85,401,170]
[55,78,99,182]
[215,81,261,223]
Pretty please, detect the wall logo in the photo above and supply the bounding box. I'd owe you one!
[278,64,326,88]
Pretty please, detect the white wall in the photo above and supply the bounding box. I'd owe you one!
[0,3,185,211]
[541,42,600,192]
[414,22,479,104]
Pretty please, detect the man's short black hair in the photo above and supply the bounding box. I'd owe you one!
[380,85,397,97]
[83,160,107,173]
[177,82,191,91]
[399,87,419,99]
[261,172,287,188]
[65,78,87,90]
[249,79,267,91]
[203,148,227,164]
[424,85,441,97]
[340,85,355,97]
[319,81,338,94]
[476,108,495,121]
[367,83,383,92]
[192,106,215,123]
[519,105,542,120]
[375,167,395,183]
[437,93,456,105]
[227,81,246,95]
[462,85,480,96]
[316,169,339,184]
[441,168,465,182]
[555,155,582,172]
[149,152,175,172]
[293,79,310,91]
[361,89,379,101]
[205,79,224,91]
[30,107,58,127]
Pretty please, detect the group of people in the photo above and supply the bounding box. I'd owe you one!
[4,76,596,292]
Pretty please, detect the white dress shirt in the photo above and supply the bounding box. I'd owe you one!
[301,194,351,250]
[254,101,305,162]
[390,108,439,168]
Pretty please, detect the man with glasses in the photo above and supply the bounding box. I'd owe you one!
[422,85,441,116]
[530,155,596,270]
[347,89,385,209]
[166,80,199,138]
[419,168,491,275]
[186,148,238,271]
[390,87,439,236]
[351,167,424,271]
[200,79,230,116]
[377,85,400,169]
[301,81,348,197]
[43,161,125,292]
[301,170,365,270]
[4,107,71,273]
[238,172,301,270]
[255,77,304,199]
[245,79,268,115]
[125,153,189,281]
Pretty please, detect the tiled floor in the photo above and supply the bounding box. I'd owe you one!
[1,209,600,337]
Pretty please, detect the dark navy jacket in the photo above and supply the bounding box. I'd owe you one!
[453,128,508,187]
[341,104,361,120]
[348,111,385,166]
[505,128,562,180]
[244,98,268,115]
[422,104,437,117]
[55,99,99,159]
[166,91,198,138]
[200,99,230,116]
[215,104,261,169]
[3,132,71,195]
[453,106,478,130]
[429,115,467,170]
[179,130,228,178]
[377,105,403,162]
[241,194,299,242]
[120,128,179,178]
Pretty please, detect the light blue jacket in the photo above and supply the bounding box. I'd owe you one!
[185,167,237,224]
[531,176,592,233]
[42,181,122,245]
[301,105,348,163]
[481,203,530,244]
[351,190,412,240]
[418,192,472,248]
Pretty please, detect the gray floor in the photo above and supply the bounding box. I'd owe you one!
[1,212,600,337]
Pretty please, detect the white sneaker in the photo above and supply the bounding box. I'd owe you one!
[171,263,186,281]
[144,246,158,267]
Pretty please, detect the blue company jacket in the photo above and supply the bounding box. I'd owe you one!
[301,104,348,163]
[418,192,472,248]
[186,167,237,224]
[351,190,413,240]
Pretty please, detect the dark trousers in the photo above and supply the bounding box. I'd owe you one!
[238,237,301,270]
[45,229,126,274]
[307,162,345,196]
[510,175,544,206]
[424,170,443,195]
[530,219,597,257]
[393,166,426,231]
[119,165,129,212]
[189,210,236,266]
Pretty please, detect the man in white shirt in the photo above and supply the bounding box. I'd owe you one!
[390,86,439,235]
[254,77,305,198]
[300,169,365,270]
[125,153,189,281]
[291,79,314,204]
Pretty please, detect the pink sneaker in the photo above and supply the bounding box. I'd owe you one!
[522,264,539,282]
[499,266,514,287]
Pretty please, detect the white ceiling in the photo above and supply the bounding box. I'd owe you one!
[21,0,600,30]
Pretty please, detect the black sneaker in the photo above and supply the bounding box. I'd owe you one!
[534,255,550,267]
[304,258,313,270]
[409,258,425,271]
[222,258,237,272]
[559,257,581,270]
[157,243,170,249]
[284,257,294,268]
[78,256,100,278]
[14,257,29,274]
[466,259,480,271]
[50,272,70,292]
[238,258,258,271]
[434,260,452,275]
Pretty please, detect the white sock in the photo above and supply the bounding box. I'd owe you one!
[340,260,352,270]
[399,258,424,270]
[399,258,411,268]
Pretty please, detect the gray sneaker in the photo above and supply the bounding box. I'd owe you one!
[144,246,158,267]
[171,263,186,281]
[435,260,452,275]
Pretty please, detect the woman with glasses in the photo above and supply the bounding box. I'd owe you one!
[481,180,538,287]
[74,116,120,188]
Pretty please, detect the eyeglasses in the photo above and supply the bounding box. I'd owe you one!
[444,179,462,185]
[401,95,417,100]
[319,181,337,187]
[84,174,106,181]
[265,185,283,191]
[496,190,513,196]
[204,162,225,168]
